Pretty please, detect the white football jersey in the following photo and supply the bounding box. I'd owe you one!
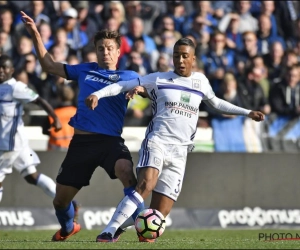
[0,78,38,151]
[139,71,215,146]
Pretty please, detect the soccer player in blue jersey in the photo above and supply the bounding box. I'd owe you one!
[21,11,144,242]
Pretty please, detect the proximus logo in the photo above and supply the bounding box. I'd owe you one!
[218,207,300,228]
[0,211,34,226]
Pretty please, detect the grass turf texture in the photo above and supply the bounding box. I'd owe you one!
[1,229,300,249]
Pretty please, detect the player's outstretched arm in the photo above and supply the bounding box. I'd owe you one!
[204,96,265,122]
[33,97,62,132]
[85,79,140,110]
[20,11,67,79]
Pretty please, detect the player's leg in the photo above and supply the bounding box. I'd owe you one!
[52,134,101,241]
[14,148,56,198]
[113,138,144,221]
[152,143,187,216]
[97,167,159,242]
[53,133,122,241]
[100,137,144,240]
[52,183,81,241]
[141,143,187,242]
[97,140,163,242]
[23,171,56,198]
[150,191,175,218]
[116,159,145,221]
[0,151,18,202]
[13,145,80,240]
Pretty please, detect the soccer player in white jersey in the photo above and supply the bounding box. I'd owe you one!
[85,38,265,242]
[0,54,62,203]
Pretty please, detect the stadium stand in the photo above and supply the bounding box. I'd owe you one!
[2,0,299,153]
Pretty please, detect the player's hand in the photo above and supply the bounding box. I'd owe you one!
[20,11,38,36]
[248,111,265,122]
[51,119,62,132]
[85,95,99,110]
[126,86,149,99]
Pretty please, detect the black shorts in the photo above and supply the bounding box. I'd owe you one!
[56,133,133,189]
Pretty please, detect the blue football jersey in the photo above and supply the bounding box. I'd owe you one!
[64,62,139,136]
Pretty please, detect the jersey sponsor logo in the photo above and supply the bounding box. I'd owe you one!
[167,78,174,83]
[108,74,120,82]
[85,75,114,85]
[180,92,191,103]
[192,79,201,90]
[165,101,198,118]
[0,210,34,226]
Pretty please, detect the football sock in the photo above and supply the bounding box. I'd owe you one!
[36,173,56,198]
[123,186,145,222]
[123,186,135,196]
[55,202,74,235]
[120,217,135,229]
[0,187,3,202]
[102,191,144,236]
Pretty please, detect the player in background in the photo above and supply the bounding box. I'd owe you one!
[85,37,265,242]
[0,54,61,203]
[20,11,145,242]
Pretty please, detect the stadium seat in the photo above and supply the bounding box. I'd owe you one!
[282,118,300,152]
[212,116,246,152]
[267,115,291,137]
[284,118,300,140]
[264,115,292,151]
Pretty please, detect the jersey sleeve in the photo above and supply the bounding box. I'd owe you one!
[202,77,215,101]
[64,64,82,81]
[13,82,39,104]
[138,72,159,89]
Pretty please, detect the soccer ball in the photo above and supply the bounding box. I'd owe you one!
[135,208,166,239]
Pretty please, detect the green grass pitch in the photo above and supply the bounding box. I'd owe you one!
[1,229,300,249]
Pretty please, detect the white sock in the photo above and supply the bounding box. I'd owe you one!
[36,174,56,198]
[103,192,144,236]
[120,217,135,229]
[0,187,3,202]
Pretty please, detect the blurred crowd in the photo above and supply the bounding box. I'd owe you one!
[2,0,300,128]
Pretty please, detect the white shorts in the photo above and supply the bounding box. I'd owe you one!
[0,147,40,182]
[137,139,188,201]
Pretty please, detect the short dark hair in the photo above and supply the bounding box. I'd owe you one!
[0,54,13,66]
[93,29,121,48]
[174,38,196,50]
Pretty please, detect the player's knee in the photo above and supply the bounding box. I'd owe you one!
[136,178,156,195]
[115,160,136,182]
[53,196,69,209]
